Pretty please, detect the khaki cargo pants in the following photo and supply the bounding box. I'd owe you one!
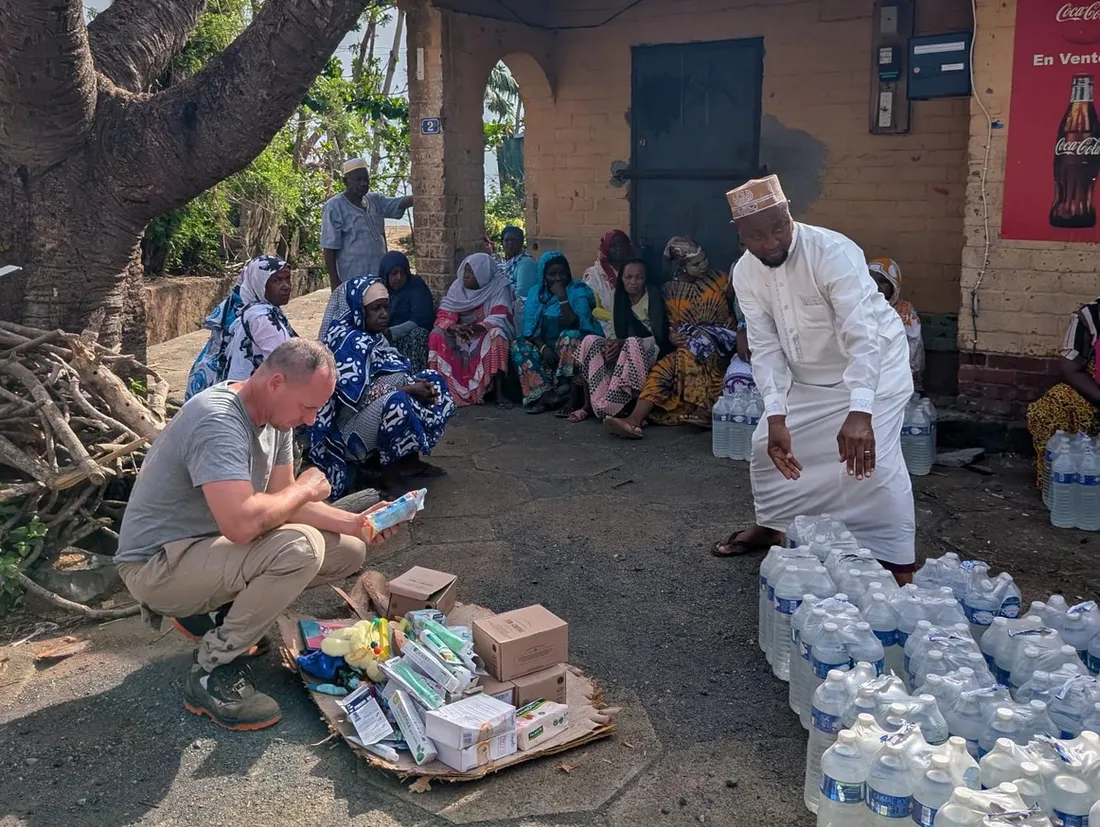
[118,525,366,672]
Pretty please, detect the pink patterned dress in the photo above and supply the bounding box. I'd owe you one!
[428,304,512,406]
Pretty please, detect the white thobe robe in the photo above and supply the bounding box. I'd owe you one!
[732,222,916,565]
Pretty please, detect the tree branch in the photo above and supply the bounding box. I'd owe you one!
[86,0,208,93]
[107,0,372,220]
[0,0,97,168]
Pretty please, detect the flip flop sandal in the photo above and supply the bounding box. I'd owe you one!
[567,409,590,423]
[495,398,515,410]
[604,417,643,439]
[555,407,574,419]
[711,530,772,558]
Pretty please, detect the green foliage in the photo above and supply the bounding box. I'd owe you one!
[144,3,411,276]
[0,514,47,613]
[484,182,525,241]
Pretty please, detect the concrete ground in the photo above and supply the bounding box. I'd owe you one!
[0,291,1092,827]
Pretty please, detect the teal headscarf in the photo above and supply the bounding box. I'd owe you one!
[522,252,602,340]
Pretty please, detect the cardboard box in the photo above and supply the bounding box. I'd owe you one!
[515,700,568,751]
[388,689,438,766]
[388,567,457,619]
[435,731,518,772]
[424,694,516,750]
[476,675,516,705]
[473,605,568,681]
[512,663,568,707]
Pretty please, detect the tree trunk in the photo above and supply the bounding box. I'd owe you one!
[0,0,367,354]
[370,9,404,179]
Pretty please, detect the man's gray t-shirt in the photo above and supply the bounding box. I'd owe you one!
[115,383,293,564]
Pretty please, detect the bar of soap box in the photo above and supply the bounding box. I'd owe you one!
[515,700,568,750]
[425,694,517,771]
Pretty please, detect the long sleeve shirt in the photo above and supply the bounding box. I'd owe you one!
[732,222,909,418]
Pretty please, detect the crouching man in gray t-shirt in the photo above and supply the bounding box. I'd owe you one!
[116,339,393,731]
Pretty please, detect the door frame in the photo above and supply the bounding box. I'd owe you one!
[626,36,766,270]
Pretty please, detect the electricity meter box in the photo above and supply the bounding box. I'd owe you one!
[907,31,973,100]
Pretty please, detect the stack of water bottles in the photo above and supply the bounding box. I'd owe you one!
[711,386,764,461]
[900,394,938,477]
[1043,430,1100,531]
[759,513,1100,825]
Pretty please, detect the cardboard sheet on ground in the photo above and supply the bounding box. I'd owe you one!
[277,602,615,782]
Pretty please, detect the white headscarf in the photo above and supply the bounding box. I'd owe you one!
[238,255,289,306]
[438,253,512,316]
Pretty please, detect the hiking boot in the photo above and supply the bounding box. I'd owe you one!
[183,661,282,731]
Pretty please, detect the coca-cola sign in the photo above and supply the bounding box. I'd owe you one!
[1057,2,1100,23]
[1056,135,1100,154]
[1057,2,1100,43]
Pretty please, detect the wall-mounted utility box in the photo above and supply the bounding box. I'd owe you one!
[907,31,973,99]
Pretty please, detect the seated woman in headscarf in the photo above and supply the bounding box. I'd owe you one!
[497,225,538,316]
[380,251,434,372]
[185,284,243,401]
[512,251,602,414]
[224,255,296,381]
[308,277,456,498]
[604,237,735,438]
[428,252,515,408]
[570,258,671,422]
[186,255,296,399]
[582,229,635,337]
[869,256,924,389]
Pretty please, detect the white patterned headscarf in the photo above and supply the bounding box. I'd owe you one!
[238,255,289,306]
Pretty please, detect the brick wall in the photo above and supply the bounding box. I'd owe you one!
[409,0,971,318]
[957,0,1099,417]
[518,0,972,316]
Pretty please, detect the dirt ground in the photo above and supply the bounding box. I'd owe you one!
[0,290,1091,827]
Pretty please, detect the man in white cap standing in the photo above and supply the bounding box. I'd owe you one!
[319,158,414,332]
[713,174,916,583]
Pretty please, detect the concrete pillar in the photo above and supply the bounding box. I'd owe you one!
[404,0,491,296]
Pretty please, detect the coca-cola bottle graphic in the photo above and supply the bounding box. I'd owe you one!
[1050,74,1100,228]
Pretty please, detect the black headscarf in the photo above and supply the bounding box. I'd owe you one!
[612,260,671,356]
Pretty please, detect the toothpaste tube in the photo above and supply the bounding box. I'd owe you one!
[405,609,447,636]
[362,488,427,542]
[403,639,473,694]
[389,689,438,766]
[380,656,445,710]
[419,626,477,674]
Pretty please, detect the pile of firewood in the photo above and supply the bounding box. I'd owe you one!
[0,310,172,618]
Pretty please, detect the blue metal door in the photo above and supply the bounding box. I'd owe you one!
[628,38,764,279]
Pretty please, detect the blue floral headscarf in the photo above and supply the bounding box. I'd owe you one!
[306,276,412,495]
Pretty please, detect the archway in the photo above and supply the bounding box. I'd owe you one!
[481,51,554,259]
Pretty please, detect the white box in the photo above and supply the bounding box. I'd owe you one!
[424,694,516,750]
[435,731,517,772]
[515,700,568,750]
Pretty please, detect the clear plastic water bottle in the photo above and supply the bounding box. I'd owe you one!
[848,622,885,677]
[1077,446,1100,531]
[811,622,853,698]
[921,397,937,458]
[943,692,985,759]
[1064,602,1099,661]
[1045,430,1070,509]
[978,737,1025,790]
[978,708,1019,758]
[865,742,911,826]
[798,607,834,728]
[805,670,851,812]
[905,401,933,476]
[911,693,950,745]
[1014,761,1047,813]
[743,389,763,462]
[1050,774,1092,827]
[774,566,835,682]
[864,593,904,679]
[964,576,999,642]
[1052,446,1080,529]
[993,573,1022,622]
[1046,594,1071,632]
[817,730,868,827]
[712,394,730,458]
[911,754,954,827]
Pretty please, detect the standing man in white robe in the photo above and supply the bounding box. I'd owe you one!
[712,175,917,582]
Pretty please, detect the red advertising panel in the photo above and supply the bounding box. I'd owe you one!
[1002,1,1100,241]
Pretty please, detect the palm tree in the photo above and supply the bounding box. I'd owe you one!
[485,62,522,133]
